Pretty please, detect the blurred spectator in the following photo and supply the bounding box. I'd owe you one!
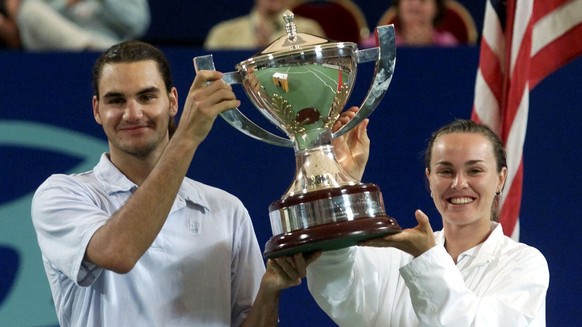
[204,0,325,50]
[16,0,150,51]
[0,0,21,49]
[362,0,458,48]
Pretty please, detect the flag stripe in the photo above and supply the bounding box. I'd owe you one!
[472,70,500,129]
[530,0,582,88]
[531,24,582,88]
[484,0,506,58]
[479,42,504,106]
[499,161,523,238]
[489,0,507,32]
[506,1,532,82]
[532,0,582,54]
[533,0,576,20]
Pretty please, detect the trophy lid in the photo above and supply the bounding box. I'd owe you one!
[257,10,354,56]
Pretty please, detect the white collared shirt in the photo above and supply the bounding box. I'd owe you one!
[307,222,549,326]
[32,154,265,327]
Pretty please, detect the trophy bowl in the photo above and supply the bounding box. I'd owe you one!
[194,10,401,258]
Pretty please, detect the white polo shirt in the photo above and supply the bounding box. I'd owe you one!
[32,154,265,327]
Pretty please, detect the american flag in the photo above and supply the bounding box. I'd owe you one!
[472,0,582,240]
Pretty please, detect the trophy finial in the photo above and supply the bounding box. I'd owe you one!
[258,9,327,54]
[283,10,298,42]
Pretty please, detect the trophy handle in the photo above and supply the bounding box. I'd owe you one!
[193,55,294,148]
[332,24,397,139]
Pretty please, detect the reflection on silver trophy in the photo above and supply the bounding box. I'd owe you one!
[194,10,401,258]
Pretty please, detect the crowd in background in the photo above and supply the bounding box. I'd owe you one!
[0,0,150,51]
[0,0,478,51]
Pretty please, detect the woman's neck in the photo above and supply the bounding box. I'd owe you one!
[443,220,492,263]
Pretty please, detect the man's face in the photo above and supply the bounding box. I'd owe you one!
[92,60,177,159]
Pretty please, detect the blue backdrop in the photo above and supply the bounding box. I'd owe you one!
[1,46,581,326]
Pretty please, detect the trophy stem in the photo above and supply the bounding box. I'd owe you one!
[286,143,356,197]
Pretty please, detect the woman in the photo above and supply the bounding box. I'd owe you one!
[275,117,549,326]
[362,0,458,47]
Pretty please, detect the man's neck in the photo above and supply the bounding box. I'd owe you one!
[108,149,162,186]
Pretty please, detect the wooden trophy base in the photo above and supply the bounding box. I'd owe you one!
[264,215,401,258]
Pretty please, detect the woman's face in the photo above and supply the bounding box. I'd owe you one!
[426,132,506,228]
[398,0,438,27]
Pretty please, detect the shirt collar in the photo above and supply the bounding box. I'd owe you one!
[93,153,210,211]
[94,153,136,194]
[470,222,504,265]
[435,222,504,267]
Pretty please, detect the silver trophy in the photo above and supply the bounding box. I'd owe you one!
[194,11,401,258]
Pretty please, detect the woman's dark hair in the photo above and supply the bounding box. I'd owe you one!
[392,0,447,26]
[424,119,507,172]
[92,40,176,137]
[424,119,507,221]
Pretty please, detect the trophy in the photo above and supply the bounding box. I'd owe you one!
[194,11,401,258]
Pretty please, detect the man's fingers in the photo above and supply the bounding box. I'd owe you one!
[291,253,307,275]
[192,70,224,89]
[345,106,359,115]
[354,119,370,143]
[187,76,240,116]
[272,252,322,281]
[200,89,240,113]
[273,257,300,281]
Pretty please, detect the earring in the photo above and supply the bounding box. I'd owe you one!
[495,190,501,196]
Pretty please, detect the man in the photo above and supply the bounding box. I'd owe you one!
[204,0,325,50]
[31,40,301,327]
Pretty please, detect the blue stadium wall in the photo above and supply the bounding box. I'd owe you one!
[1,38,581,327]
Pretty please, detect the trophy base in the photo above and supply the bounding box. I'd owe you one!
[264,216,401,258]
